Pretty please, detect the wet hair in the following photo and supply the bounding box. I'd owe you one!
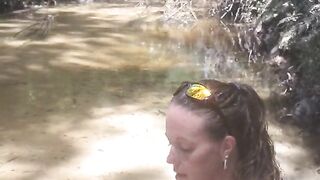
[171,79,281,180]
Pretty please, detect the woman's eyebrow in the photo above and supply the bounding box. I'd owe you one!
[165,132,194,144]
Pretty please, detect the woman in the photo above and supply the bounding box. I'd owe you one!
[165,79,281,180]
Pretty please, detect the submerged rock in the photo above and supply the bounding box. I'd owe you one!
[14,14,55,40]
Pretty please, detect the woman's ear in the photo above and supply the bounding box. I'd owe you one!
[220,135,236,158]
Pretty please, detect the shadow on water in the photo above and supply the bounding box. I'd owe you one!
[264,97,320,179]
[260,83,320,178]
[265,94,320,167]
[270,121,320,179]
[0,3,184,180]
[1,2,318,180]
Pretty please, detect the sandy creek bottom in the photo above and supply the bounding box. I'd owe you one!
[0,2,319,180]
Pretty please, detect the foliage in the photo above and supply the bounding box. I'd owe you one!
[163,0,198,27]
[207,0,320,133]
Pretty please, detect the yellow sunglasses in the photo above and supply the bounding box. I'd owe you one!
[186,83,212,100]
[174,81,240,109]
[173,81,241,135]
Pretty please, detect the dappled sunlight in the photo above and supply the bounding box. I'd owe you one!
[79,111,171,177]
[276,141,311,165]
[0,20,35,35]
[0,121,78,180]
[0,4,182,73]
[0,1,319,180]
[276,140,318,180]
[268,121,320,179]
[1,39,28,47]
[0,3,183,179]
[26,63,49,73]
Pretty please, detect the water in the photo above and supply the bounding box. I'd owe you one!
[0,2,319,180]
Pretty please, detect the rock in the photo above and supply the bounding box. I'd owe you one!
[291,96,320,133]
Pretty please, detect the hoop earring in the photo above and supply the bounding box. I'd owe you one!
[223,155,229,170]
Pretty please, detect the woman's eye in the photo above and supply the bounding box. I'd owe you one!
[179,145,192,152]
[180,148,190,152]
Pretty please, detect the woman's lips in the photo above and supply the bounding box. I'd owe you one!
[175,173,187,179]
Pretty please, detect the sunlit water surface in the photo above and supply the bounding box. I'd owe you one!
[0,2,319,180]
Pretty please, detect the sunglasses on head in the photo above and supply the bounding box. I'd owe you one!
[174,81,240,108]
[173,81,242,134]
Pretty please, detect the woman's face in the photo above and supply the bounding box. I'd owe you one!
[165,104,225,180]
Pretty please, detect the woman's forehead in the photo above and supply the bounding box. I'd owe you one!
[166,104,207,140]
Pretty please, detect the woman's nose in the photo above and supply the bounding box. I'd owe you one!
[166,146,175,164]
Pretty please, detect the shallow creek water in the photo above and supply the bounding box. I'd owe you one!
[0,2,319,180]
